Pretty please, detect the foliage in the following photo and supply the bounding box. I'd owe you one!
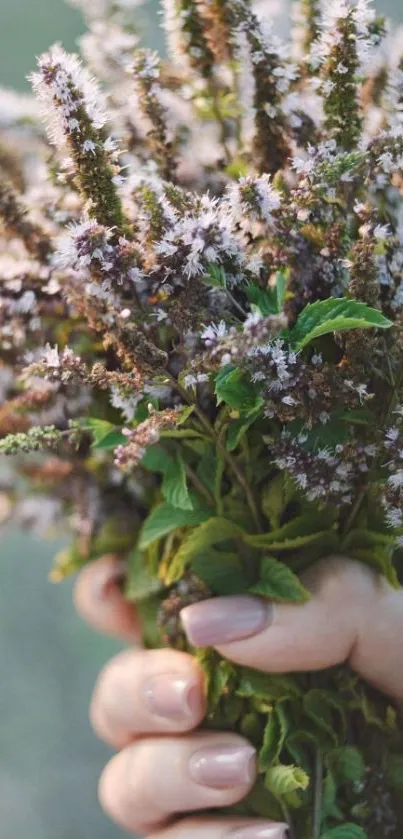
[1,0,403,834]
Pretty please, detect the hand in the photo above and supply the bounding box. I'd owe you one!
[74,554,403,838]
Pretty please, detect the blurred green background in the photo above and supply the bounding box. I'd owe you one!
[0,0,402,837]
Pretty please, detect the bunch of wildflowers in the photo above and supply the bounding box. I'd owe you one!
[2,0,403,834]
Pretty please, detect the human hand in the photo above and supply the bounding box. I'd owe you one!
[74,554,403,838]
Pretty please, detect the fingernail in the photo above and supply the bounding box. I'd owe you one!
[189,744,256,789]
[181,596,272,647]
[230,824,289,838]
[92,558,126,602]
[144,674,202,720]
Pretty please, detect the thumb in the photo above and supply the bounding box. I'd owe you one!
[181,556,403,701]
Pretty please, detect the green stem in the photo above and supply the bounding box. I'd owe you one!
[184,461,216,509]
[313,747,324,839]
[171,378,263,531]
[207,81,232,166]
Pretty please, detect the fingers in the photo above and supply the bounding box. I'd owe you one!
[73,554,141,643]
[147,817,289,839]
[181,556,403,700]
[90,648,206,748]
[98,731,256,835]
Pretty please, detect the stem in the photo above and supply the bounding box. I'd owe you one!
[184,461,215,508]
[207,81,232,166]
[282,802,296,839]
[313,747,324,839]
[226,288,248,319]
[171,378,263,531]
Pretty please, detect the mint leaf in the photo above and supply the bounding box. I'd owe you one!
[139,502,210,549]
[226,402,264,451]
[327,747,365,783]
[246,271,286,316]
[320,826,369,839]
[264,764,309,797]
[192,549,250,594]
[84,418,126,449]
[165,517,244,584]
[215,365,260,410]
[259,708,288,771]
[162,453,193,510]
[125,548,162,602]
[286,298,392,349]
[249,555,310,602]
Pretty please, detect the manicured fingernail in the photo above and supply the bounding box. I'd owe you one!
[181,596,272,647]
[230,824,289,838]
[92,558,126,601]
[144,674,202,720]
[189,744,256,789]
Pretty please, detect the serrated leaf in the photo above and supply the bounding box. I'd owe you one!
[264,764,309,797]
[226,402,264,451]
[320,825,369,839]
[237,668,301,701]
[286,298,392,349]
[162,453,193,510]
[246,271,286,316]
[125,548,163,602]
[85,418,126,449]
[191,549,250,594]
[327,747,365,783]
[141,444,172,474]
[165,517,245,584]
[259,706,289,771]
[139,502,210,549]
[215,365,260,411]
[245,512,336,551]
[304,690,345,746]
[249,556,310,603]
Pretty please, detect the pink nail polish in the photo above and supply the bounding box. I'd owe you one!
[189,744,256,789]
[181,596,272,647]
[144,674,202,720]
[230,824,289,838]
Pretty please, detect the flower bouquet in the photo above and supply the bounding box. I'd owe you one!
[1,0,403,834]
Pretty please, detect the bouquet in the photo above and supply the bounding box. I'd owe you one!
[1,0,403,834]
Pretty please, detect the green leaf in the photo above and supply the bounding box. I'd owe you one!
[204,263,227,288]
[286,298,392,349]
[246,271,286,316]
[139,502,210,549]
[215,365,260,410]
[245,513,336,551]
[259,707,289,771]
[264,764,309,798]
[327,747,365,783]
[141,444,172,474]
[85,418,126,449]
[261,473,288,529]
[192,549,250,594]
[249,556,310,603]
[237,668,301,701]
[304,690,345,746]
[165,517,244,585]
[226,402,264,451]
[162,454,193,510]
[125,548,163,602]
[320,826,369,839]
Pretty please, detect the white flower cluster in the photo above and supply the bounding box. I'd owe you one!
[226,174,281,234]
[30,44,108,151]
[310,0,377,73]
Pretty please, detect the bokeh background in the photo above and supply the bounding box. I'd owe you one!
[0,0,402,837]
